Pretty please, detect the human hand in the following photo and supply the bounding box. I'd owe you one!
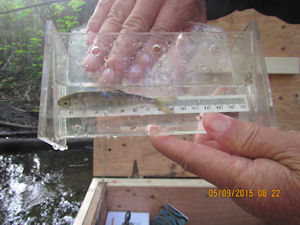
[149,113,300,225]
[82,0,205,84]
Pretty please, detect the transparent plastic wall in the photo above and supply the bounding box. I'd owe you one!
[38,20,276,150]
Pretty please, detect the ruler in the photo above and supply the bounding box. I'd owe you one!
[59,95,249,118]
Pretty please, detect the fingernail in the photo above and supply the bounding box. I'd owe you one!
[204,113,231,134]
[145,125,161,136]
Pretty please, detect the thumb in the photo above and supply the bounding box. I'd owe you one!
[203,113,300,169]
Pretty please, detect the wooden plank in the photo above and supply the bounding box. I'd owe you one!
[74,180,108,225]
[74,179,100,225]
[83,182,105,225]
[269,74,300,131]
[98,190,108,225]
[74,181,107,225]
[103,178,214,187]
[93,135,195,177]
[208,9,300,57]
[78,178,263,225]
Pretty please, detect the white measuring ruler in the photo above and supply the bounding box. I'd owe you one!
[59,94,249,118]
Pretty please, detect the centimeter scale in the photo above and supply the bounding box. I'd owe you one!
[59,95,249,118]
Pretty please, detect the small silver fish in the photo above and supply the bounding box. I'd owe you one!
[57,90,174,113]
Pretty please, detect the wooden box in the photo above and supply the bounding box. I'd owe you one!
[74,178,263,225]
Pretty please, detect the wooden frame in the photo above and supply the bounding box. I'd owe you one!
[74,178,264,225]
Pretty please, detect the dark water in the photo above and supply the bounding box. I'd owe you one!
[0,147,93,224]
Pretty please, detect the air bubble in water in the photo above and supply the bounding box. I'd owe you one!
[209,44,219,53]
[166,40,172,47]
[152,44,161,53]
[133,41,142,48]
[213,75,220,82]
[200,65,208,71]
[72,124,82,131]
[158,60,163,67]
[130,126,137,132]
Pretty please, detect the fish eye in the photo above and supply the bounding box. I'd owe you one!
[64,101,69,106]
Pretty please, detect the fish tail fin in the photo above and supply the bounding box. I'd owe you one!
[156,97,176,114]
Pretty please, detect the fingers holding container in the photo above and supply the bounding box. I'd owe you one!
[82,0,136,73]
[83,0,205,84]
[99,0,165,84]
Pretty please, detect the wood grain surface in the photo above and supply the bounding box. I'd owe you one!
[106,186,263,225]
[93,135,195,177]
[208,9,300,57]
[270,74,300,130]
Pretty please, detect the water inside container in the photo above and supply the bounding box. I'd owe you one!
[38,21,276,150]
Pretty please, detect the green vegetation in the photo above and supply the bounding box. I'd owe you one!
[0,0,97,100]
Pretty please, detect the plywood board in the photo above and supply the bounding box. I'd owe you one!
[269,74,300,130]
[208,9,300,57]
[93,135,195,177]
[106,187,262,224]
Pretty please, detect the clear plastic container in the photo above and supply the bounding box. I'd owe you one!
[38,20,277,150]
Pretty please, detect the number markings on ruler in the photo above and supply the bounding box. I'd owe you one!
[59,95,249,118]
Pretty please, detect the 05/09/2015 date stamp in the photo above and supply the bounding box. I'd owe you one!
[208,189,280,198]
